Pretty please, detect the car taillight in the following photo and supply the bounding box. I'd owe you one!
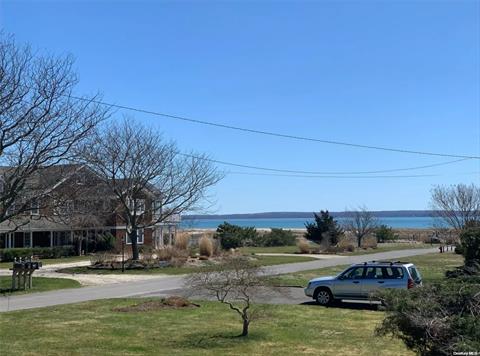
[407,278,414,289]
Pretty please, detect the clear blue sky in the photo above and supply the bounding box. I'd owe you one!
[1,0,479,214]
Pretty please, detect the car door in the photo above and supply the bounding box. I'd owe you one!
[332,267,365,298]
[362,266,385,297]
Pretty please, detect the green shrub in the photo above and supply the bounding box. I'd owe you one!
[257,228,296,247]
[375,225,396,243]
[0,246,76,261]
[215,222,258,250]
[304,211,343,245]
[94,233,116,252]
[459,227,480,267]
[376,277,480,356]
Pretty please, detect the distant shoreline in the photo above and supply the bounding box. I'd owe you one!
[183,210,437,220]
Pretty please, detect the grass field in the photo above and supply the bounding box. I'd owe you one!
[0,255,90,269]
[57,255,317,275]
[0,298,412,356]
[272,252,463,287]
[0,276,81,295]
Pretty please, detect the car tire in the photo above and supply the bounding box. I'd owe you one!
[314,288,333,306]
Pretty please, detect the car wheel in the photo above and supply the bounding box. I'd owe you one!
[315,288,332,306]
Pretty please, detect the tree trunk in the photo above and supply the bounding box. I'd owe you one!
[241,318,249,337]
[129,229,139,261]
[357,236,362,248]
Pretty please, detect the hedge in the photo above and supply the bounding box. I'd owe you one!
[0,246,76,262]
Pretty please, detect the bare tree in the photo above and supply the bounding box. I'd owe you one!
[430,184,480,230]
[0,33,108,226]
[81,118,222,260]
[187,256,272,337]
[345,206,378,248]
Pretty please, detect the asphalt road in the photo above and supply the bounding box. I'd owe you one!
[0,247,438,312]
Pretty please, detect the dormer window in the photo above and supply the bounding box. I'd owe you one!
[31,200,40,215]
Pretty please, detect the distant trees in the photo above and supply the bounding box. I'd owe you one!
[304,211,343,245]
[81,119,222,260]
[430,184,480,230]
[345,206,378,248]
[0,33,108,226]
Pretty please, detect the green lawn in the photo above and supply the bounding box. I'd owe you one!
[57,255,317,275]
[339,243,434,256]
[0,298,412,356]
[272,252,464,287]
[0,276,81,295]
[0,255,90,269]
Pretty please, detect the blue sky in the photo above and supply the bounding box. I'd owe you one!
[1,0,479,214]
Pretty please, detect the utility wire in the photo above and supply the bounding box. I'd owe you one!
[178,153,469,175]
[67,94,480,159]
[227,171,439,178]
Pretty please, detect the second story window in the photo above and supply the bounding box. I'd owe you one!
[127,198,145,215]
[30,200,39,216]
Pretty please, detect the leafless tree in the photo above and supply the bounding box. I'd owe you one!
[0,33,108,227]
[81,118,223,260]
[430,184,480,230]
[187,256,272,337]
[345,206,378,248]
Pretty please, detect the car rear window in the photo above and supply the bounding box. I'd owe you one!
[408,266,422,281]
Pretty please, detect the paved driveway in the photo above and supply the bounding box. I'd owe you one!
[0,248,438,312]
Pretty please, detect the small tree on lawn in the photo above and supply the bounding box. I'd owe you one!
[345,206,378,248]
[304,210,343,245]
[187,256,272,337]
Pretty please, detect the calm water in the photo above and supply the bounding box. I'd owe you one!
[181,216,445,229]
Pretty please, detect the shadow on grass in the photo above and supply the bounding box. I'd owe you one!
[301,300,380,311]
[172,329,269,350]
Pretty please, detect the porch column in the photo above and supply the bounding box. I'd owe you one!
[168,226,173,245]
[29,231,33,248]
[50,231,53,247]
[159,226,164,247]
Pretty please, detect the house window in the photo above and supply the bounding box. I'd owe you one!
[153,200,162,217]
[127,198,145,214]
[126,229,144,245]
[30,200,39,215]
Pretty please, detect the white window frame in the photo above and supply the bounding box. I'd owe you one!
[127,198,145,215]
[126,229,144,245]
[30,200,40,216]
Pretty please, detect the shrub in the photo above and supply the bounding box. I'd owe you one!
[361,235,377,249]
[337,238,355,252]
[155,246,188,264]
[95,233,116,252]
[258,228,296,247]
[375,225,396,243]
[199,235,214,257]
[297,238,310,254]
[376,277,480,356]
[174,232,190,250]
[459,227,480,267]
[304,211,343,245]
[0,246,76,262]
[215,222,258,250]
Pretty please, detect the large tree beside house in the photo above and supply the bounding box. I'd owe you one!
[0,33,108,227]
[81,119,222,260]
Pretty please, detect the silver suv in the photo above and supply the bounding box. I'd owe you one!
[304,261,422,305]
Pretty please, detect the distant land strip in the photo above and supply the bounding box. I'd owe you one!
[183,210,439,220]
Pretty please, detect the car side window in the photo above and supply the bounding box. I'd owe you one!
[383,267,404,279]
[342,267,364,279]
[365,267,383,279]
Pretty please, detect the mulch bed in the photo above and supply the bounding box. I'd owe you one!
[112,296,200,312]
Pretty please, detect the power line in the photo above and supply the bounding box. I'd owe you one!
[227,171,439,178]
[67,94,480,159]
[178,153,470,175]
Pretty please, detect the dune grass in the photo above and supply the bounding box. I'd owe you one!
[0,298,412,356]
[272,252,463,287]
[0,276,81,295]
